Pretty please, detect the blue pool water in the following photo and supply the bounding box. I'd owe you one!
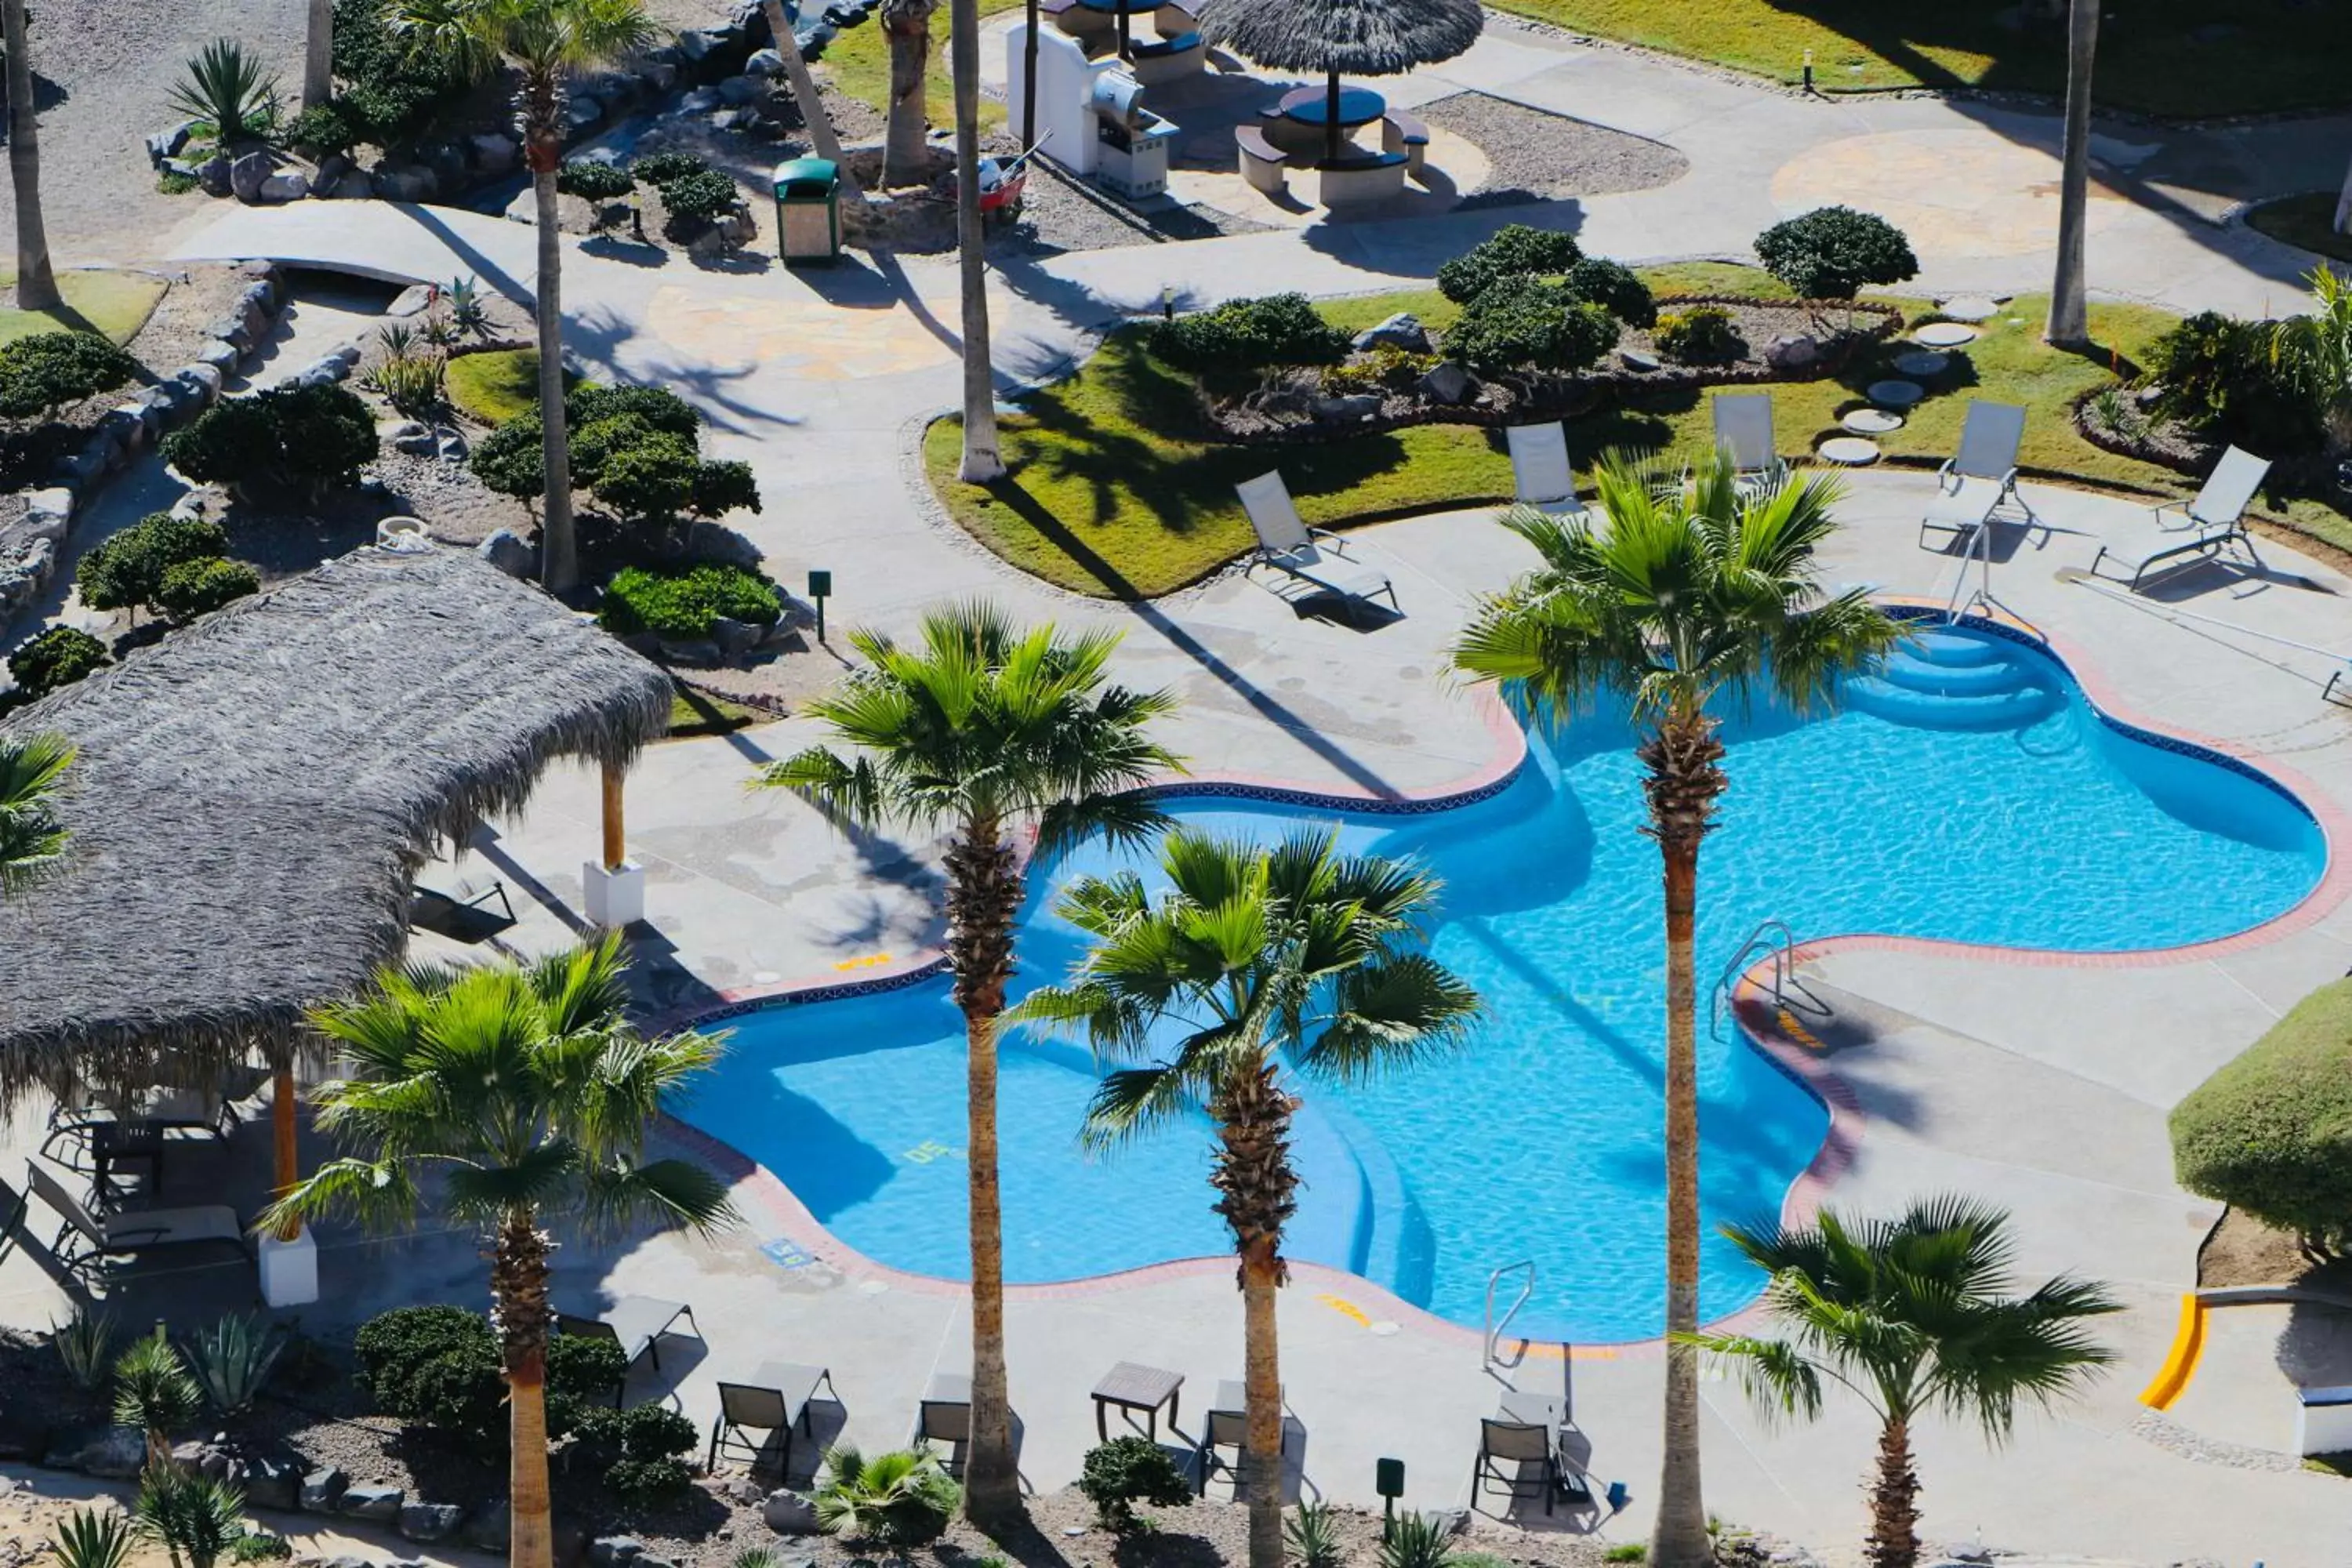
[689,624,2327,1342]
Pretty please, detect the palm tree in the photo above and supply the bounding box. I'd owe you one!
[948,0,1001,482]
[758,0,851,171]
[877,0,938,186]
[1012,828,1481,1568]
[4,0,59,312]
[303,0,334,107]
[1689,1198,2121,1568]
[259,935,735,1568]
[1450,451,1904,1568]
[759,601,1181,1525]
[2045,0,2100,347]
[0,731,73,893]
[390,0,656,596]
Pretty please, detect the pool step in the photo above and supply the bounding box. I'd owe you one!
[1842,673,2063,730]
[1904,628,2006,667]
[1875,646,2034,698]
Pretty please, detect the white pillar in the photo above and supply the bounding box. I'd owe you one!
[258,1225,320,1307]
[583,859,645,927]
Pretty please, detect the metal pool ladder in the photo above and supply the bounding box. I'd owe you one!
[1710,917,1800,1040]
[1484,1259,1536,1381]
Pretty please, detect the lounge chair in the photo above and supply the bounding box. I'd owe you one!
[1918,401,2033,550]
[1711,393,1789,495]
[916,1370,972,1473]
[1504,423,1586,516]
[1471,1392,1593,1516]
[558,1294,702,1393]
[1235,471,1399,620]
[1196,1377,1287,1496]
[708,1359,838,1477]
[26,1160,245,1273]
[2089,445,2271,591]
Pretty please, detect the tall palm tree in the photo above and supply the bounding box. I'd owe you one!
[877,0,938,186]
[391,0,655,596]
[2045,0,2100,347]
[0,731,73,893]
[759,601,1181,1524]
[3,0,59,312]
[304,0,334,107]
[948,0,1000,482]
[1689,1198,2121,1568]
[1013,828,1481,1568]
[759,0,851,170]
[1451,451,1904,1568]
[260,935,735,1568]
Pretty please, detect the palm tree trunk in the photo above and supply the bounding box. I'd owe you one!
[493,1209,557,1568]
[946,815,1021,1523]
[761,0,852,172]
[1864,1416,1922,1568]
[1642,707,1726,1568]
[880,0,932,187]
[3,0,58,313]
[950,0,1003,482]
[271,1064,301,1242]
[2045,0,2099,348]
[524,98,578,595]
[1213,1062,1299,1568]
[1019,0,1039,151]
[303,0,333,109]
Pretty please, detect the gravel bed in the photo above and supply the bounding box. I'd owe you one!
[1417,91,1687,208]
[993,153,1275,258]
[2130,1409,2304,1474]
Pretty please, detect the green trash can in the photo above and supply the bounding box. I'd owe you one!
[772,157,841,265]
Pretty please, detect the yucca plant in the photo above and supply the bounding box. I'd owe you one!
[114,1328,202,1469]
[376,321,419,361]
[52,1305,118,1393]
[134,1466,247,1568]
[49,1506,134,1568]
[167,41,282,147]
[363,354,447,418]
[1378,1511,1454,1568]
[445,274,488,333]
[419,312,459,349]
[813,1444,960,1547]
[180,1314,286,1424]
[1283,1501,1341,1568]
[731,1552,781,1568]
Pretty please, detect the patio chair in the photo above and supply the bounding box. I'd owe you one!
[1504,422,1585,516]
[558,1295,702,1398]
[1711,393,1788,495]
[2089,445,2272,591]
[26,1160,245,1274]
[1472,1416,1565,1515]
[1235,471,1399,621]
[1196,1377,1286,1496]
[916,1370,973,1473]
[708,1360,838,1477]
[1918,401,2034,550]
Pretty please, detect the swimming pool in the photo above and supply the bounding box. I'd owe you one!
[689,622,2327,1342]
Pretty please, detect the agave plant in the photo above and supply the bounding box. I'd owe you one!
[1377,1511,1455,1568]
[49,1507,133,1568]
[134,1466,247,1568]
[53,1305,119,1393]
[445,275,488,334]
[376,321,419,361]
[114,1327,202,1469]
[419,312,460,349]
[362,354,448,418]
[180,1314,286,1423]
[167,41,282,147]
[812,1444,960,1547]
[1284,1501,1341,1568]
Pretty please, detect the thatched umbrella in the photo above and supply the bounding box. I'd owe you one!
[1198,0,1481,164]
[0,544,670,1270]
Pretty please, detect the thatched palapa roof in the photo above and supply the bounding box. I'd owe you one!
[1198,0,1482,75]
[0,546,671,1097]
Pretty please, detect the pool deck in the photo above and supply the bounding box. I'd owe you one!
[8,470,2352,1563]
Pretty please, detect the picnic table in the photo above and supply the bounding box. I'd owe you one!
[1275,84,1385,131]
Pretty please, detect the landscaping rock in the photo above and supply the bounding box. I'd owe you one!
[711,615,764,659]
[299,1468,349,1511]
[244,1454,302,1512]
[316,153,354,191]
[637,59,680,92]
[1617,347,1661,372]
[339,1483,403,1522]
[1417,359,1473,404]
[1763,332,1820,371]
[1352,311,1428,353]
[330,170,376,201]
[205,314,252,352]
[470,132,521,173]
[717,72,764,104]
[661,637,724,666]
[77,1428,145,1479]
[146,122,194,165]
[762,1490,819,1534]
[566,96,605,132]
[259,171,311,202]
[477,528,539,579]
[589,1537,645,1567]
[373,163,438,201]
[418,142,470,191]
[24,489,72,544]
[391,421,438,455]
[746,46,786,75]
[399,1501,465,1543]
[462,1501,512,1553]
[1310,392,1381,423]
[676,27,721,59]
[678,85,721,114]
[198,154,234,197]
[198,339,241,372]
[230,151,273,202]
[686,517,763,568]
[388,283,436,316]
[172,363,225,405]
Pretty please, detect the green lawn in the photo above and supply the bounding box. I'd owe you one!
[1486,0,2352,118]
[667,681,766,737]
[925,265,2352,599]
[818,0,1023,137]
[2246,192,2352,267]
[0,268,167,347]
[447,347,552,426]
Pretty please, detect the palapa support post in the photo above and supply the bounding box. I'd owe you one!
[583,757,645,927]
[1325,66,1341,165]
[257,1054,320,1307]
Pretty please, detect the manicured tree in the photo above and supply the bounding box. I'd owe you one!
[949,0,1000,483]
[1014,828,1480,1568]
[74,513,232,624]
[2045,0,2100,347]
[0,731,73,894]
[390,0,656,596]
[1753,206,1918,303]
[4,0,57,312]
[1450,451,1904,1568]
[2172,975,2352,1254]
[759,602,1181,1525]
[0,332,136,420]
[1690,1199,2118,1568]
[5,625,107,699]
[260,935,735,1568]
[877,0,938,187]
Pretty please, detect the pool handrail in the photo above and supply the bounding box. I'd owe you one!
[1710,916,1800,1040]
[1483,1258,1536,1381]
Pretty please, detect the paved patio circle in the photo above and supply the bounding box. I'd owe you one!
[1769,127,2136,259]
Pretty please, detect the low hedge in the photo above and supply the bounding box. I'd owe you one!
[600,564,782,640]
[353,1305,626,1447]
[2172,977,2352,1250]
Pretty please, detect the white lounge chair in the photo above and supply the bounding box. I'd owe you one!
[27,1160,244,1274]
[1711,393,1788,495]
[2089,445,2271,591]
[1919,401,2034,550]
[1504,422,1585,515]
[1235,470,1399,620]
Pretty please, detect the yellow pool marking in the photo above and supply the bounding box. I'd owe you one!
[2139,1294,2206,1410]
[902,1140,962,1165]
[1777,1007,1828,1053]
[1316,1293,1373,1327]
[833,953,895,971]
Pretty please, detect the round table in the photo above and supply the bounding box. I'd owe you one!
[1276,83,1385,130]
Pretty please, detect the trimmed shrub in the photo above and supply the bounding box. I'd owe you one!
[8,626,109,699]
[0,424,83,491]
[560,158,637,201]
[630,150,712,187]
[2142,310,2324,453]
[1653,304,1744,365]
[572,414,672,488]
[1151,293,1350,378]
[470,412,546,499]
[568,383,701,441]
[332,0,466,146]
[352,1305,625,1446]
[692,458,760,518]
[1752,205,1918,300]
[1436,223,1584,306]
[591,435,703,525]
[156,558,261,622]
[281,102,358,160]
[1563,256,1657,328]
[601,564,782,638]
[74,513,232,619]
[2172,977,2352,1249]
[1076,1436,1190,1533]
[1443,279,1617,379]
[162,383,379,499]
[0,332,138,419]
[574,1404,699,1510]
[655,169,741,238]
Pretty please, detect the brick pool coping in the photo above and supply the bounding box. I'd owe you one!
[652,603,2350,1356]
